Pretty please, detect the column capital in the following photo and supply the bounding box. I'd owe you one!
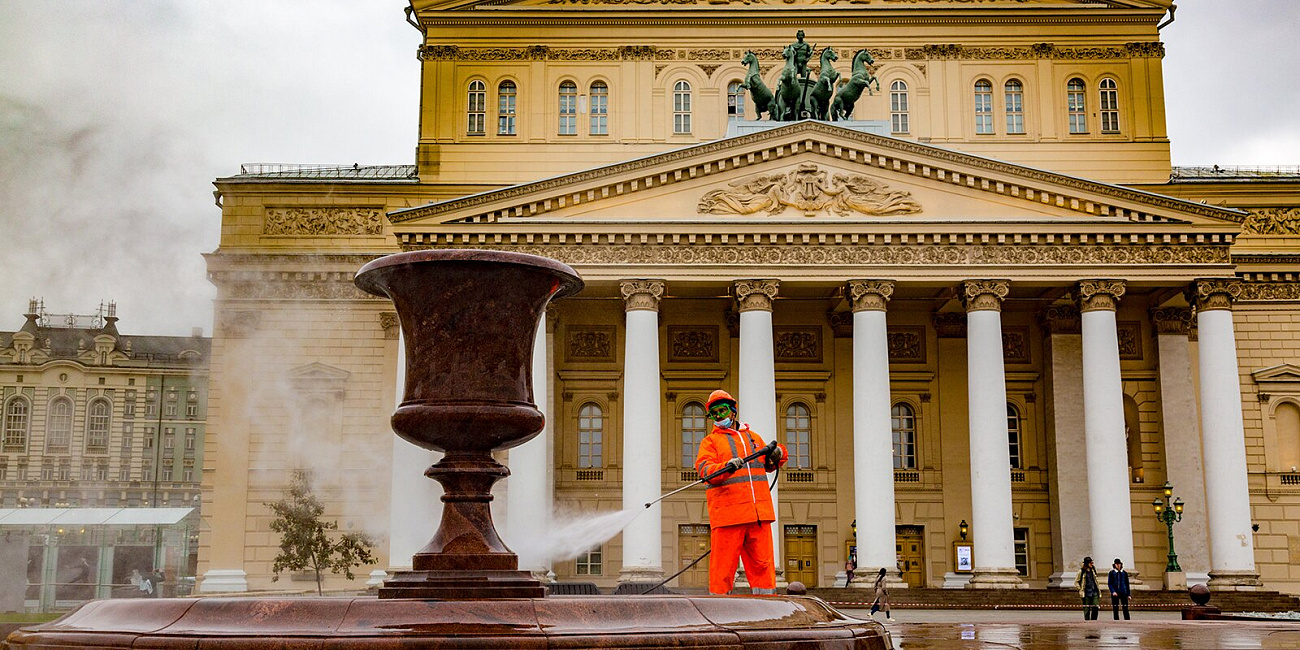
[962,280,1010,313]
[1040,303,1081,334]
[1075,279,1126,313]
[1186,279,1243,312]
[847,280,895,312]
[735,279,779,312]
[1150,306,1193,335]
[620,279,665,312]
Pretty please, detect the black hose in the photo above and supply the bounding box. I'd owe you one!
[639,459,781,595]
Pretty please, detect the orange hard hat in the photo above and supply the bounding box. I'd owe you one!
[705,389,737,411]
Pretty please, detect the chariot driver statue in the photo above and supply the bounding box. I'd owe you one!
[784,29,813,79]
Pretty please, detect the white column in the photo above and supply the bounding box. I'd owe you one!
[505,314,553,574]
[962,280,1024,588]
[1077,280,1138,583]
[619,280,665,584]
[1190,280,1262,590]
[1152,307,1211,587]
[848,280,903,587]
[1042,304,1092,589]
[388,329,443,573]
[736,280,782,578]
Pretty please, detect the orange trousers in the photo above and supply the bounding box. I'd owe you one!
[709,521,775,595]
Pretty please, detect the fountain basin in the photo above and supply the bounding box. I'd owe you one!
[6,595,891,648]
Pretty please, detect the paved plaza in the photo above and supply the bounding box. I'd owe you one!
[842,609,1300,649]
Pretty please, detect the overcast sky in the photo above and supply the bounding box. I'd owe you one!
[1,1,1296,336]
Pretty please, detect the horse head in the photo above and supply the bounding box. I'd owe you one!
[822,47,839,64]
[856,49,875,68]
[742,50,758,68]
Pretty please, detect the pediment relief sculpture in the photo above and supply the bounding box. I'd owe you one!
[697,163,920,217]
[1242,208,1300,235]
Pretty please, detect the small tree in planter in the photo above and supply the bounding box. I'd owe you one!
[266,471,376,596]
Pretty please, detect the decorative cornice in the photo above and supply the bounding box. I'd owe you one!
[1075,279,1126,313]
[619,279,666,311]
[962,280,1010,312]
[847,280,895,312]
[399,243,1232,267]
[1150,307,1192,335]
[735,279,779,312]
[1041,303,1081,335]
[379,312,400,340]
[390,121,1243,225]
[1241,208,1300,235]
[1239,282,1300,302]
[216,280,374,301]
[263,207,384,236]
[1186,279,1243,312]
[933,312,967,339]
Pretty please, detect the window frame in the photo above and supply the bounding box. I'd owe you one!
[85,397,111,452]
[1004,79,1025,135]
[497,80,518,136]
[46,396,74,451]
[891,402,917,470]
[680,402,707,468]
[1099,77,1120,134]
[577,402,604,469]
[672,80,692,135]
[1007,403,1022,470]
[783,402,812,470]
[727,80,746,118]
[1013,526,1030,576]
[890,80,910,134]
[3,396,30,452]
[589,81,609,135]
[558,80,578,136]
[467,79,487,136]
[575,545,603,575]
[974,79,994,135]
[1067,77,1088,134]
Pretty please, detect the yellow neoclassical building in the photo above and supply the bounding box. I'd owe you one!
[198,0,1300,595]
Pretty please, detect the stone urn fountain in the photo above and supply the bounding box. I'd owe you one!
[7,249,890,649]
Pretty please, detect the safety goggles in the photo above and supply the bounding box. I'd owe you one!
[708,404,734,419]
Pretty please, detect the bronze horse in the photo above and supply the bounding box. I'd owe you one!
[830,48,880,121]
[804,47,840,121]
[739,51,774,120]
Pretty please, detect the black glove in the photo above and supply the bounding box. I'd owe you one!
[764,444,783,471]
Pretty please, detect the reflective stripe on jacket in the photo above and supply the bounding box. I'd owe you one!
[694,423,787,529]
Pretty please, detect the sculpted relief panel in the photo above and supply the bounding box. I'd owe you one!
[263,207,384,236]
[698,163,921,217]
[1242,208,1300,235]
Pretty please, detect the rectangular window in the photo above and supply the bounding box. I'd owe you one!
[41,464,54,481]
[185,428,196,450]
[575,546,603,575]
[96,463,108,480]
[119,466,130,481]
[143,430,154,450]
[183,468,194,482]
[162,467,173,482]
[142,463,154,482]
[164,432,175,449]
[124,390,136,417]
[81,465,94,481]
[186,403,198,417]
[1014,527,1030,576]
[58,464,70,481]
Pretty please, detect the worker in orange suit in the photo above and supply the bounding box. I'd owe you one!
[695,389,787,595]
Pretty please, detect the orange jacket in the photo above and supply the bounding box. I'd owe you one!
[694,423,788,529]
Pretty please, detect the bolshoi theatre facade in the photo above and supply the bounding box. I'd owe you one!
[198,0,1300,594]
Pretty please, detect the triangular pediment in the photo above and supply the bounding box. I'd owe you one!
[1253,364,1300,384]
[391,121,1244,233]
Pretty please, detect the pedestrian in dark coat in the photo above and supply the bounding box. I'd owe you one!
[1074,556,1100,620]
[1108,558,1132,620]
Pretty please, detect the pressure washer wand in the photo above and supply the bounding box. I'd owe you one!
[643,439,777,509]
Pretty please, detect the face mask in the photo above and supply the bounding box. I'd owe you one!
[715,417,733,429]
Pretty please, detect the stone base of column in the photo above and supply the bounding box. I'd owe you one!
[1208,569,1264,591]
[1187,571,1210,587]
[1047,571,1077,589]
[618,566,666,586]
[965,567,1027,589]
[942,572,972,589]
[366,570,387,587]
[198,569,248,593]
[1127,569,1151,591]
[850,566,908,590]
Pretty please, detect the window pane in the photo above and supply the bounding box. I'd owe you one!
[784,404,811,469]
[498,81,517,135]
[891,404,916,470]
[890,81,909,134]
[468,80,486,135]
[975,81,993,134]
[1007,403,1022,470]
[559,81,577,135]
[1099,79,1119,133]
[673,81,691,134]
[590,82,608,134]
[1068,79,1087,134]
[681,403,707,467]
[578,403,603,468]
[47,398,72,450]
[727,80,745,117]
[1005,80,1025,134]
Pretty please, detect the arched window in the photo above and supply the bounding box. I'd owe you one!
[498,81,517,135]
[578,403,603,468]
[1067,78,1088,134]
[1276,402,1300,472]
[467,80,486,135]
[3,397,30,452]
[974,80,994,134]
[590,81,609,135]
[86,398,111,451]
[1007,403,1022,470]
[1004,79,1025,134]
[727,80,746,118]
[891,403,916,469]
[1099,78,1120,133]
[784,403,811,469]
[559,81,577,135]
[681,403,707,467]
[673,81,692,134]
[46,397,73,451]
[890,80,909,134]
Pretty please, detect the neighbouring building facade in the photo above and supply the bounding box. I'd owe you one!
[199,0,1300,595]
[0,300,210,609]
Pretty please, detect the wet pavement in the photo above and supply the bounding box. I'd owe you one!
[841,609,1300,649]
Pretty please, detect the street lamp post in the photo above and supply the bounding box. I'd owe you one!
[1151,481,1184,573]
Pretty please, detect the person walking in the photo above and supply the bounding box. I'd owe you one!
[695,389,787,595]
[1074,556,1101,620]
[868,568,894,622]
[1108,558,1132,620]
[844,558,856,586]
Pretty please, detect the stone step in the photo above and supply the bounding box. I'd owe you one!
[804,588,1300,613]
